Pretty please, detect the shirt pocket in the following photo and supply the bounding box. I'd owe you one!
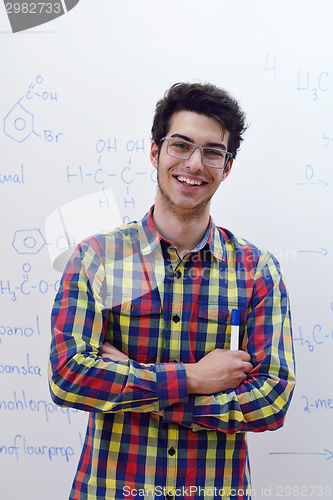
[108,290,162,363]
[197,297,247,353]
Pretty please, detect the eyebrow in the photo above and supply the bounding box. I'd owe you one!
[170,133,227,151]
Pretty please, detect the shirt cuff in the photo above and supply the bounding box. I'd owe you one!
[162,397,196,428]
[155,362,188,409]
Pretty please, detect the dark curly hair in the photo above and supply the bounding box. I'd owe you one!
[151,82,247,159]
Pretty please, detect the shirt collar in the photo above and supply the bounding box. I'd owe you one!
[138,206,228,261]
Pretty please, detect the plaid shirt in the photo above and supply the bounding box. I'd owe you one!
[49,207,295,500]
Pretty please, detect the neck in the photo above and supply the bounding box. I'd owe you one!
[152,199,211,257]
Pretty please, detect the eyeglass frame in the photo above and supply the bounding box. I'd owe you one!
[160,136,233,169]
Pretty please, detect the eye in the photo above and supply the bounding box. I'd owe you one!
[173,141,190,150]
[204,148,224,159]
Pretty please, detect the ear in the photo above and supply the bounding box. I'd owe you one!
[221,159,233,181]
[150,141,159,169]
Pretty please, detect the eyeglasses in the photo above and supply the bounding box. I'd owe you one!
[161,136,233,169]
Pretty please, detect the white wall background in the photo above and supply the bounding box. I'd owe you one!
[1,1,332,498]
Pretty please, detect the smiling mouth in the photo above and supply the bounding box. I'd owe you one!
[175,175,206,186]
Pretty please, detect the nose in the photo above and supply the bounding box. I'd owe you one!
[185,147,203,172]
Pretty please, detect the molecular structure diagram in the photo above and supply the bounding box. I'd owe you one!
[4,98,37,143]
[4,75,60,144]
[12,229,46,255]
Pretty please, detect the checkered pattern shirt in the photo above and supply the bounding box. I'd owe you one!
[49,207,295,500]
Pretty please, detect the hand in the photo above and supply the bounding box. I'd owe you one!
[153,410,165,417]
[100,342,129,362]
[184,349,253,395]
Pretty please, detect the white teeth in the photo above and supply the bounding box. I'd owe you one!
[177,176,203,186]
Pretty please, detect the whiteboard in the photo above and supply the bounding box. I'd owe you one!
[1,1,332,498]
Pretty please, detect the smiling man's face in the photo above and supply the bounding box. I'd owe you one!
[150,110,233,218]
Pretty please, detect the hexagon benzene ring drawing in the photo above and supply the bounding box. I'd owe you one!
[4,100,34,143]
[12,229,46,254]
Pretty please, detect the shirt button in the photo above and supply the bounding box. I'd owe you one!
[173,315,180,323]
[168,447,176,456]
[175,270,181,279]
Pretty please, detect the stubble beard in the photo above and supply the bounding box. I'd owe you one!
[156,162,214,223]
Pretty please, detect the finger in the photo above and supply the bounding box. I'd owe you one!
[239,351,252,362]
[100,343,129,361]
[100,342,115,355]
[243,362,254,374]
[102,351,129,362]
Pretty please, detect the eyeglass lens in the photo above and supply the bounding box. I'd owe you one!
[166,138,228,168]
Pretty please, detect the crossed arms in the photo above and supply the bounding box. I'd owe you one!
[49,236,296,434]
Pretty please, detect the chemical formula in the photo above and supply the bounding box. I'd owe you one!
[3,75,62,144]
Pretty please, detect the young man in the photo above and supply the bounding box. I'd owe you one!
[49,83,296,500]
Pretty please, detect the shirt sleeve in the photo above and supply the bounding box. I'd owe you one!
[162,253,296,434]
[48,238,188,414]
